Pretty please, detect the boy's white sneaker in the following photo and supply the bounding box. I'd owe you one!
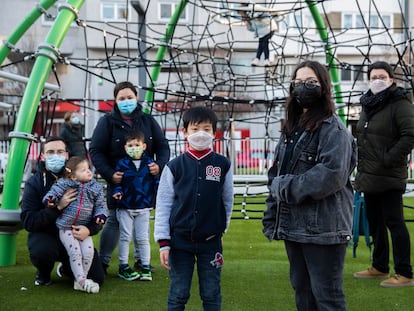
[251,58,259,66]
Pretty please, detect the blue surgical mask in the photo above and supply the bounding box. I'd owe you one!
[71,116,80,125]
[45,154,66,173]
[117,99,137,115]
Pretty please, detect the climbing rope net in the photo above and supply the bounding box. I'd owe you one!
[0,0,413,168]
[2,0,413,148]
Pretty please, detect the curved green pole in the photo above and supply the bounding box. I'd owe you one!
[0,0,85,266]
[143,0,188,114]
[306,0,345,123]
[0,0,57,65]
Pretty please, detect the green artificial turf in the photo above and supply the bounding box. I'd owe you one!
[0,195,413,311]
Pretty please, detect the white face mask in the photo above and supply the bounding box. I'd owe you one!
[369,79,391,95]
[187,131,214,151]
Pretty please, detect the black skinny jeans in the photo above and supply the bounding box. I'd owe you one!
[256,31,274,60]
[364,190,413,278]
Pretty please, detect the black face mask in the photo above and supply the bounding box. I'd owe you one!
[292,84,321,109]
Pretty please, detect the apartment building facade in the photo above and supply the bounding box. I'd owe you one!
[0,0,411,145]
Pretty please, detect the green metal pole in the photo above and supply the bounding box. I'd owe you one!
[306,0,345,123]
[0,0,85,266]
[0,0,57,65]
[143,0,188,114]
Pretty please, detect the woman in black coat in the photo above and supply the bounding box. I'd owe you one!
[89,81,170,274]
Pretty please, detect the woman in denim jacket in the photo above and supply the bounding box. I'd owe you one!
[263,60,356,311]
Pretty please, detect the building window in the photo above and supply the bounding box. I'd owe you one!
[159,1,188,22]
[342,12,392,32]
[355,14,364,29]
[343,14,353,29]
[341,64,365,82]
[215,3,243,25]
[101,2,129,21]
[278,13,314,34]
[369,14,391,28]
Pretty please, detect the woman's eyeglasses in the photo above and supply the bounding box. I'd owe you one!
[291,79,320,89]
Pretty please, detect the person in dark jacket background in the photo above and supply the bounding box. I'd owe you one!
[59,111,87,157]
[353,61,414,287]
[20,136,104,290]
[89,81,170,273]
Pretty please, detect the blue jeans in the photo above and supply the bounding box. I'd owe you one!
[285,241,347,311]
[167,233,223,311]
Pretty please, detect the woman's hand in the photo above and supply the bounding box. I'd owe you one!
[71,225,90,241]
[148,162,160,175]
[111,171,124,184]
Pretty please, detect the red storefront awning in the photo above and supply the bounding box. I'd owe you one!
[98,100,114,112]
[155,101,189,112]
[40,101,80,112]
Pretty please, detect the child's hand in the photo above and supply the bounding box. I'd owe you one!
[112,193,122,200]
[160,249,171,270]
[47,196,56,208]
[95,214,107,225]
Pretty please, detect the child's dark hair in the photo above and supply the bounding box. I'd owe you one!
[64,156,89,179]
[182,106,217,132]
[124,129,145,143]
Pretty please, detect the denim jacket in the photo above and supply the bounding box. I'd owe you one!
[263,115,356,245]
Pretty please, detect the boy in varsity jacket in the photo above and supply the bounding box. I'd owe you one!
[154,106,234,310]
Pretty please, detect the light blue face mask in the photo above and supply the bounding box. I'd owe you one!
[117,99,137,115]
[45,154,66,173]
[71,116,80,125]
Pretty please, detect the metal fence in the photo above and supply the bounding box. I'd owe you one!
[0,138,279,182]
[1,138,414,183]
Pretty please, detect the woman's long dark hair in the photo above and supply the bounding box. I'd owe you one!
[282,60,336,136]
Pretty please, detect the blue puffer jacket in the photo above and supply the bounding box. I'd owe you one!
[89,104,170,209]
[112,153,158,210]
[263,115,356,245]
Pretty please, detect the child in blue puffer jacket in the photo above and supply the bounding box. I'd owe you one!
[112,129,159,281]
